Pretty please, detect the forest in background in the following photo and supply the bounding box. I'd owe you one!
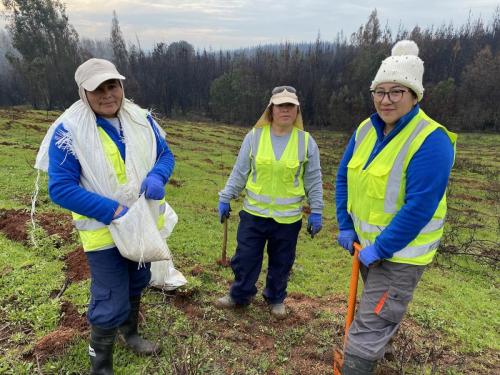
[1,0,499,131]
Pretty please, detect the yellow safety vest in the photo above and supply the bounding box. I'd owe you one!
[243,125,309,224]
[347,109,457,265]
[72,127,166,252]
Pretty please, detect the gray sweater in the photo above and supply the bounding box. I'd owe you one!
[219,129,324,214]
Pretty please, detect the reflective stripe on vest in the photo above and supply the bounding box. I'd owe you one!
[385,119,429,213]
[348,110,456,265]
[359,237,441,259]
[71,127,166,251]
[244,125,308,224]
[74,202,167,231]
[353,120,373,154]
[243,200,302,218]
[350,213,444,234]
[251,127,263,183]
[250,127,306,187]
[355,119,431,214]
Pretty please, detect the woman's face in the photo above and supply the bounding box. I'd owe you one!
[373,83,417,127]
[86,79,123,118]
[271,103,298,128]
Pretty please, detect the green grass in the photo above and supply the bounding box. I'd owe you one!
[0,108,498,374]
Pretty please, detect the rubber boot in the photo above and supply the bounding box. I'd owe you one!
[342,353,377,375]
[119,295,160,355]
[89,325,117,375]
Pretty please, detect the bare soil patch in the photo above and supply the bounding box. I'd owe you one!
[323,181,334,191]
[169,178,183,187]
[33,301,88,363]
[167,291,496,374]
[64,247,90,282]
[33,328,79,362]
[0,209,73,245]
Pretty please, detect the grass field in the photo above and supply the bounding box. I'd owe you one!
[0,107,498,374]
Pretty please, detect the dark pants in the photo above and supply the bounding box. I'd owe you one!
[229,210,302,305]
[85,247,151,329]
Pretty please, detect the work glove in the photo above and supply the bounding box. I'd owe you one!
[307,213,323,238]
[140,174,165,200]
[113,205,129,220]
[358,244,382,268]
[337,229,359,255]
[218,201,231,223]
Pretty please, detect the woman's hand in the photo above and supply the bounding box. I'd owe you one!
[307,213,323,238]
[337,229,359,255]
[140,174,165,200]
[358,244,382,268]
[113,205,129,220]
[218,201,231,223]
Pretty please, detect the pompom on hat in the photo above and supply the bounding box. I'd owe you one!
[370,40,424,101]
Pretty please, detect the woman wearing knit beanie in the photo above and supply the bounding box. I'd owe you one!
[335,40,457,374]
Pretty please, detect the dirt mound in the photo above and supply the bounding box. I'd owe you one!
[0,210,73,244]
[168,290,497,374]
[64,247,90,282]
[33,301,88,363]
[36,211,74,243]
[169,178,182,187]
[34,328,78,362]
[0,209,74,245]
[0,209,30,242]
[286,292,341,325]
[60,301,88,332]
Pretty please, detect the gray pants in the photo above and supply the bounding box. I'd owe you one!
[345,261,425,361]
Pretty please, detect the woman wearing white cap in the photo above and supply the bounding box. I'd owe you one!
[216,86,324,319]
[35,58,175,374]
[335,41,456,373]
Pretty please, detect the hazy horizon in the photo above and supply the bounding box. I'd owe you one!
[1,1,499,50]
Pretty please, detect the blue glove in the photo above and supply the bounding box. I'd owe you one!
[307,213,322,238]
[337,229,359,255]
[113,205,128,220]
[218,201,231,223]
[140,174,165,200]
[358,244,382,268]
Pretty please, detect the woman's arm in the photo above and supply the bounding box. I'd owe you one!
[335,132,356,230]
[374,128,455,258]
[48,123,119,225]
[218,131,253,202]
[303,136,323,214]
[146,116,175,184]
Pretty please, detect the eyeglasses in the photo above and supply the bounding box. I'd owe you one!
[371,89,408,103]
[272,86,297,94]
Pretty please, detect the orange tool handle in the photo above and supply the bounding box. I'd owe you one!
[344,242,361,342]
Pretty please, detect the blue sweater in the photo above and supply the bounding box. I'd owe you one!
[335,105,455,258]
[48,115,175,225]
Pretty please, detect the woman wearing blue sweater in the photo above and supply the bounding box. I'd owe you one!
[335,41,456,374]
[45,59,175,374]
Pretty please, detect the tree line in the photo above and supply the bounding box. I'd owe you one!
[1,1,499,131]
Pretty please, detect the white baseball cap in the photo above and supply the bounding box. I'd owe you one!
[75,58,125,91]
[269,86,300,106]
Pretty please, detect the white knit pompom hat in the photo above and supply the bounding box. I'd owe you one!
[370,40,424,101]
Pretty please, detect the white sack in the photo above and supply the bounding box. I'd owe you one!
[150,259,187,291]
[109,194,171,263]
[149,202,188,290]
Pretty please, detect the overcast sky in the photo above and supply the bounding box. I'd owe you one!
[1,1,499,50]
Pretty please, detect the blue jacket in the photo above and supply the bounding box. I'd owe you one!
[335,105,454,258]
[48,115,175,225]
